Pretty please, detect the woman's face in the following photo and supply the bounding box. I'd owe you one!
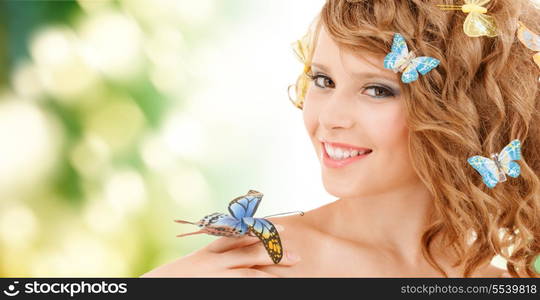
[303,26,420,199]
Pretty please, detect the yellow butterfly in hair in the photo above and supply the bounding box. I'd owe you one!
[437,0,498,37]
[517,22,540,72]
[288,33,311,110]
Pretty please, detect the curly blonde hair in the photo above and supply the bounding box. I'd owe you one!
[291,0,540,277]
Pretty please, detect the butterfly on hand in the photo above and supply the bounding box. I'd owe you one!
[175,190,292,264]
[383,33,440,84]
[516,22,540,80]
[437,0,498,37]
[467,139,522,189]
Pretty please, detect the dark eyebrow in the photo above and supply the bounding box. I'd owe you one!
[311,62,399,84]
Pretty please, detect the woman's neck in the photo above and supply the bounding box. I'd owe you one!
[325,180,447,267]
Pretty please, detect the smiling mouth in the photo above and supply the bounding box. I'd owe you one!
[321,142,372,168]
[321,142,373,160]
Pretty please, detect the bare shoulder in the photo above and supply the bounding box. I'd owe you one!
[255,203,383,277]
[265,202,332,238]
[265,208,321,241]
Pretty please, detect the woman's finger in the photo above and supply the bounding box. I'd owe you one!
[221,241,300,269]
[206,224,284,253]
[206,235,260,253]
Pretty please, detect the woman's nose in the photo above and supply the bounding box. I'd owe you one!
[318,91,355,130]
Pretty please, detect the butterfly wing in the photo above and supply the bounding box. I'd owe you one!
[402,56,440,83]
[297,73,310,101]
[291,36,309,63]
[383,51,403,71]
[517,22,540,52]
[242,217,283,264]
[534,53,540,69]
[463,12,498,37]
[178,213,249,237]
[384,33,409,71]
[533,52,540,67]
[413,56,440,75]
[211,214,249,235]
[391,33,409,55]
[401,63,419,83]
[228,190,263,220]
[517,22,540,70]
[497,139,521,178]
[467,156,500,188]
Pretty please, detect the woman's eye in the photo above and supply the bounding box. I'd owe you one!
[309,74,335,89]
[306,73,395,99]
[363,86,394,98]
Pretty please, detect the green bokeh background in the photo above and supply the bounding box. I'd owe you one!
[0,0,327,277]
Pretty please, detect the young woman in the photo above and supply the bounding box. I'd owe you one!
[142,0,540,277]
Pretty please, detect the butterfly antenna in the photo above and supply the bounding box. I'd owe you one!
[262,211,305,218]
[174,219,196,225]
[176,230,205,238]
[436,4,462,10]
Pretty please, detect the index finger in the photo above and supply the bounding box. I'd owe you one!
[206,224,284,253]
[206,235,259,253]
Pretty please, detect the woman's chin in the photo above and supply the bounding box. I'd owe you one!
[322,180,371,199]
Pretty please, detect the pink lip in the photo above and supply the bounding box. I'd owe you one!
[322,140,372,152]
[321,142,372,168]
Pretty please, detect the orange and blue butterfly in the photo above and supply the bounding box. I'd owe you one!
[467,139,522,189]
[175,190,300,264]
[383,33,440,84]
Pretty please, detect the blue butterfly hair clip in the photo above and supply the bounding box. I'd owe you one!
[467,139,522,189]
[383,33,440,83]
[175,190,304,264]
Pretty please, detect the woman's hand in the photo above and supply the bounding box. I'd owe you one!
[140,225,300,277]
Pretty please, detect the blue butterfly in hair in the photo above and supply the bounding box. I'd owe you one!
[467,139,522,189]
[175,190,302,264]
[383,33,440,83]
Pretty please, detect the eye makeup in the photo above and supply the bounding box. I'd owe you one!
[306,70,399,99]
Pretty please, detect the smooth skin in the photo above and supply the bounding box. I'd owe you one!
[141,224,302,277]
[142,26,510,278]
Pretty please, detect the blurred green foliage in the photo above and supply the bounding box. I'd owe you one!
[0,0,269,277]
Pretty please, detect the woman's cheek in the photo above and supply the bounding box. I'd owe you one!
[369,104,407,149]
[371,106,412,181]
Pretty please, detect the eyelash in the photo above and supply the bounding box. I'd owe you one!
[306,73,395,98]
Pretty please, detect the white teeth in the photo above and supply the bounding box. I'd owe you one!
[324,143,334,157]
[324,143,371,160]
[335,147,344,159]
